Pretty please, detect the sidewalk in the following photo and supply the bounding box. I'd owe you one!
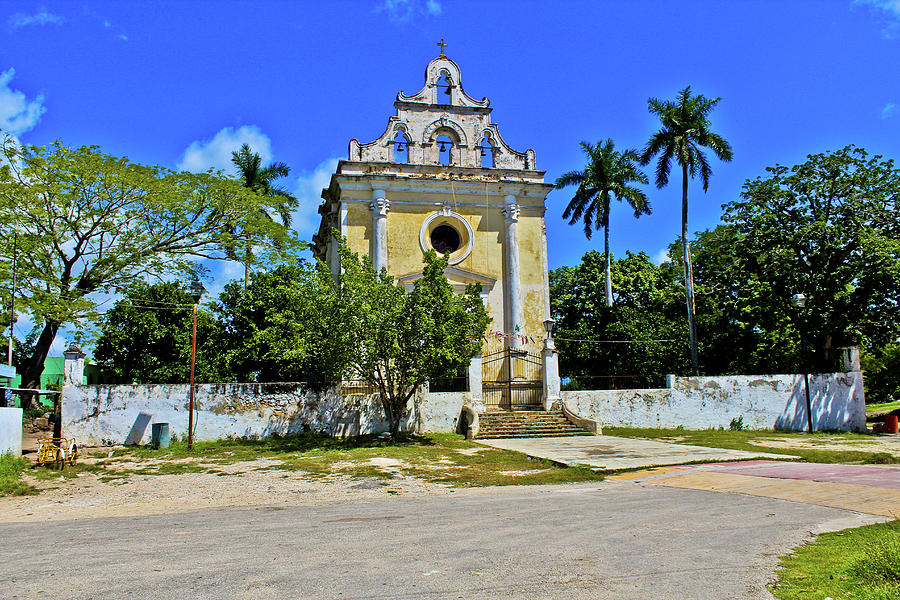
[610,460,900,517]
[477,434,795,470]
[477,435,900,517]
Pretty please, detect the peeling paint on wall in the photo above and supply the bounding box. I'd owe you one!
[562,372,865,432]
[63,383,468,446]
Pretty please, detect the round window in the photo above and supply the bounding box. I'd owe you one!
[419,208,474,265]
[430,224,461,254]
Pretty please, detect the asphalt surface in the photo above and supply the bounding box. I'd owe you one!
[0,481,882,600]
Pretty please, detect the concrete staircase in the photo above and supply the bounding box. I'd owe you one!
[476,409,594,439]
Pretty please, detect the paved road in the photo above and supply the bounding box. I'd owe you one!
[0,481,881,600]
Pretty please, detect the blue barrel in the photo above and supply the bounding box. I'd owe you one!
[151,423,170,449]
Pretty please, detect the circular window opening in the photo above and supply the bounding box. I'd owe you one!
[430,224,461,254]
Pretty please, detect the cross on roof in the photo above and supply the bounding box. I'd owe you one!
[437,38,447,55]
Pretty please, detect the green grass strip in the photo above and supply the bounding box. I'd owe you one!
[866,401,900,414]
[0,453,39,496]
[773,520,900,600]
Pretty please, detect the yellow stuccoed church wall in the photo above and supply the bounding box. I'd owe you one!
[340,191,549,352]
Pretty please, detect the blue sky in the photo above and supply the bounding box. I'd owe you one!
[2,1,899,351]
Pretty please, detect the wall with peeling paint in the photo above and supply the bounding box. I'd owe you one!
[562,372,865,432]
[62,383,468,446]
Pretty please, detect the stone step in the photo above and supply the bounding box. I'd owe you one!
[476,409,594,439]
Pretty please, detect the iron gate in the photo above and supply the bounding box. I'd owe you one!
[482,348,543,410]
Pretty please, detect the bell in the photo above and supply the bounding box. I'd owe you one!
[444,85,452,95]
[439,142,447,152]
[480,149,486,157]
[397,144,404,152]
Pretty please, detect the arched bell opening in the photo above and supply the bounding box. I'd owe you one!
[392,130,410,163]
[478,133,496,169]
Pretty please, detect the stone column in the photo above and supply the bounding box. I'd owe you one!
[542,337,561,410]
[502,194,524,349]
[467,354,484,411]
[63,343,86,386]
[837,346,861,372]
[370,189,390,274]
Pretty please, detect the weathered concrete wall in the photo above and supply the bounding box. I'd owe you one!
[562,372,865,432]
[0,407,23,456]
[63,383,467,446]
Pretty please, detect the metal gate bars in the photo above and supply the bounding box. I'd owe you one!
[482,348,543,410]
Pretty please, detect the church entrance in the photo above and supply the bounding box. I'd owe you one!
[482,348,543,410]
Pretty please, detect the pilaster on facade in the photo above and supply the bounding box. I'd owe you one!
[502,194,524,350]
[369,189,390,274]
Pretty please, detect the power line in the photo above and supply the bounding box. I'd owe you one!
[554,337,675,344]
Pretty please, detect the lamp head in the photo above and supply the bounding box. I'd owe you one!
[790,293,807,309]
[543,318,556,337]
[190,279,206,304]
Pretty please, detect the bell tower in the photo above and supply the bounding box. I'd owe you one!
[313,50,559,410]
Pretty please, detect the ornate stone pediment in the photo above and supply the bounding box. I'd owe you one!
[397,266,496,294]
[347,54,535,170]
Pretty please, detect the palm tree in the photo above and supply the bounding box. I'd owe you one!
[231,144,298,286]
[555,139,649,307]
[640,86,733,375]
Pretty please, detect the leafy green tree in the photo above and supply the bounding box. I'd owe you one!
[666,225,799,375]
[640,86,733,374]
[554,139,649,306]
[550,250,688,387]
[94,282,230,383]
[723,146,900,371]
[231,143,299,286]
[318,240,490,438]
[0,134,298,403]
[860,343,900,404]
[216,263,334,383]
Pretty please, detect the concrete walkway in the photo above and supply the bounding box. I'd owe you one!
[477,434,795,471]
[610,460,900,517]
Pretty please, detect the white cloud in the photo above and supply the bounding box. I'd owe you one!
[0,68,46,137]
[7,8,64,29]
[291,157,340,241]
[651,248,670,265]
[117,33,128,41]
[881,102,897,118]
[103,20,111,28]
[378,0,443,22]
[854,0,900,38]
[178,125,273,173]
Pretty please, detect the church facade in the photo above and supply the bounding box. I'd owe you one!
[312,51,559,411]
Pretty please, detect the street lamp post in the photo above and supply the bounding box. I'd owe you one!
[187,280,205,450]
[790,293,813,433]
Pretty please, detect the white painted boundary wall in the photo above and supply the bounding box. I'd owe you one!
[0,407,23,456]
[562,372,865,432]
[63,383,467,446]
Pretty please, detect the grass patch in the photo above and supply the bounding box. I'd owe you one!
[115,432,605,487]
[867,401,900,414]
[604,427,897,464]
[772,520,900,600]
[0,453,39,496]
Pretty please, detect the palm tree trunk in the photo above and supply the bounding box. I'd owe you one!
[604,225,613,307]
[682,164,700,375]
[243,238,252,288]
